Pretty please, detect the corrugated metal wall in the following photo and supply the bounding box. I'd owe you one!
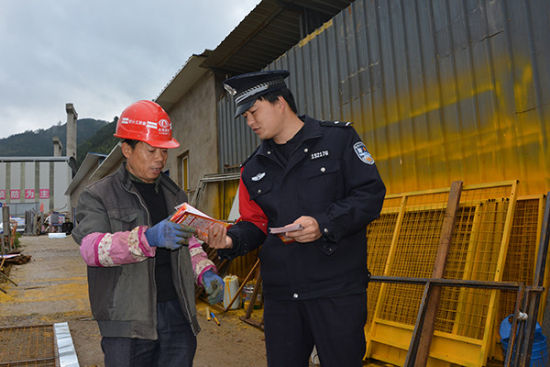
[218,100,260,172]
[218,0,550,196]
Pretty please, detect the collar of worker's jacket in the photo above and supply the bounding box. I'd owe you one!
[258,115,322,157]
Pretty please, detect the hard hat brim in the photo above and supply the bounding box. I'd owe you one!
[115,133,180,149]
[145,138,180,149]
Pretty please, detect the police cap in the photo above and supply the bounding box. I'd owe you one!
[224,70,289,118]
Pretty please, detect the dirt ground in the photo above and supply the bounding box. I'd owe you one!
[0,235,268,366]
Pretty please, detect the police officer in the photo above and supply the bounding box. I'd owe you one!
[207,70,386,367]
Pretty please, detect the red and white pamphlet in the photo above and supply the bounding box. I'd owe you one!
[170,203,230,238]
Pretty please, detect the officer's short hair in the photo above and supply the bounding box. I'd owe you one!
[257,87,298,114]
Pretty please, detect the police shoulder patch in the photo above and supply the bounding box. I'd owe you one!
[353,141,375,165]
[320,120,353,128]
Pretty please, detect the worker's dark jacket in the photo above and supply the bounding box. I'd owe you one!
[72,164,199,339]
[219,116,386,301]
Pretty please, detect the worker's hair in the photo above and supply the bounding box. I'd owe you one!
[122,139,139,148]
[258,87,298,114]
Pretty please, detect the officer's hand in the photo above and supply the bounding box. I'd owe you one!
[145,219,196,250]
[284,216,321,243]
[206,223,233,249]
[202,270,224,305]
[194,230,209,243]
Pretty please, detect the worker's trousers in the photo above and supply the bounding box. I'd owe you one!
[263,292,367,367]
[101,299,196,367]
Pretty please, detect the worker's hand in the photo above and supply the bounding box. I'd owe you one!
[145,219,196,250]
[206,223,233,249]
[284,216,322,243]
[202,270,224,305]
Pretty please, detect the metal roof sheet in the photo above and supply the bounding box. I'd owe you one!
[202,0,355,75]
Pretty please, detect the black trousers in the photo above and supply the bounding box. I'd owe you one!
[101,299,196,367]
[263,292,367,367]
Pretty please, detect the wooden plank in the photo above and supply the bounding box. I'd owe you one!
[405,180,463,366]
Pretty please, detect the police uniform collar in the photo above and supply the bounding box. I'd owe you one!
[299,115,324,140]
[257,115,322,156]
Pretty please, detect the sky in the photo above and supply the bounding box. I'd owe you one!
[0,0,259,139]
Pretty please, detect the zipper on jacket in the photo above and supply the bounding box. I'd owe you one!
[123,183,160,336]
[124,181,197,334]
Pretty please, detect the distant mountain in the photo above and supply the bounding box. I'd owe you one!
[75,118,119,167]
[0,118,110,157]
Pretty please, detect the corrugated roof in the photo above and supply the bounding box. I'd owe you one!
[202,0,355,75]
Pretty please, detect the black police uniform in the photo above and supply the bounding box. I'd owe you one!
[219,114,386,366]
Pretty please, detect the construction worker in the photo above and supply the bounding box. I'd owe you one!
[72,100,224,367]
[207,70,386,367]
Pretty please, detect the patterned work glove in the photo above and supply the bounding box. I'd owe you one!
[145,219,195,250]
[202,270,224,305]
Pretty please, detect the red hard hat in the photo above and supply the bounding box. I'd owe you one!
[114,100,179,148]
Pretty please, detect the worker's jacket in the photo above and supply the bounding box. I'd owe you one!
[219,115,386,301]
[72,164,205,339]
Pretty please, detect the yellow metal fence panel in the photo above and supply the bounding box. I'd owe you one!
[364,181,540,366]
